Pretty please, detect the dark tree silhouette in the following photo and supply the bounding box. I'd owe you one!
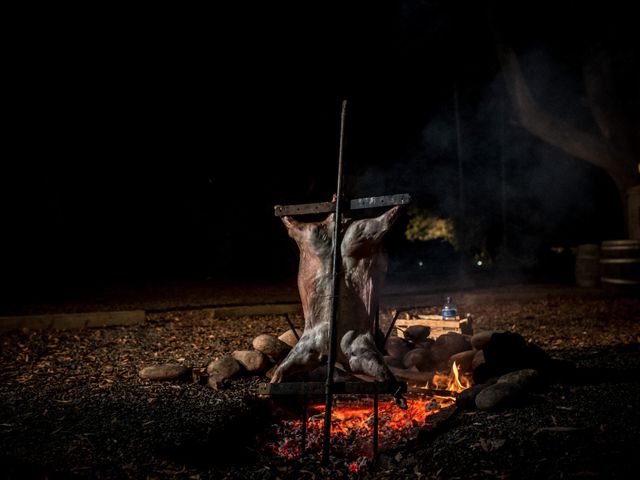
[497,43,639,203]
[487,0,640,243]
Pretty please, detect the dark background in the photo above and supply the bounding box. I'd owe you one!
[2,1,637,302]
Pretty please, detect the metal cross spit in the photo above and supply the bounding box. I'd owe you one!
[259,100,410,465]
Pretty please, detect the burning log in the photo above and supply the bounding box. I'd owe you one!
[271,207,401,384]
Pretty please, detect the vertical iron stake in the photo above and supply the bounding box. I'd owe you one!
[322,99,347,465]
[373,301,380,348]
[284,313,300,341]
[301,392,308,457]
[373,390,379,465]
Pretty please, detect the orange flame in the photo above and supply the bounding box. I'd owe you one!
[426,361,471,393]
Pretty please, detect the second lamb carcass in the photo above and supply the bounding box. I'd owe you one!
[270,206,401,384]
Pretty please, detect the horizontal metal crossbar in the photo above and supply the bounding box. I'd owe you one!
[274,193,411,217]
[258,380,407,396]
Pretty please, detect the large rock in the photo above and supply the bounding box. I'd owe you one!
[447,349,476,373]
[384,355,404,369]
[472,350,486,370]
[403,325,430,344]
[456,381,494,409]
[232,350,270,373]
[252,334,290,361]
[208,372,226,390]
[496,369,540,391]
[139,364,191,381]
[385,336,414,360]
[430,333,472,371]
[479,332,552,380]
[278,329,301,348]
[415,338,435,349]
[207,355,242,379]
[470,330,496,350]
[403,348,435,371]
[475,382,523,411]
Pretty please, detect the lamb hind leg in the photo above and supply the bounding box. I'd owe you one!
[340,330,408,409]
[270,326,327,383]
[340,330,394,382]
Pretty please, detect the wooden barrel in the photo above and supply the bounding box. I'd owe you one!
[600,240,640,289]
[575,244,600,287]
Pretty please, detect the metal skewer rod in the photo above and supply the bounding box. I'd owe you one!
[322,99,347,465]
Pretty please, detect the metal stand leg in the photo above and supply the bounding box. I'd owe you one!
[284,313,300,341]
[301,393,308,457]
[373,391,379,465]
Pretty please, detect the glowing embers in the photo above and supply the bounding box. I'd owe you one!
[264,395,445,461]
[262,363,471,464]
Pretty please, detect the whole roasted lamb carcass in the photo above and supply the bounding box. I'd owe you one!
[271,206,401,384]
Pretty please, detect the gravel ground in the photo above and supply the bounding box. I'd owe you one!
[1,286,639,479]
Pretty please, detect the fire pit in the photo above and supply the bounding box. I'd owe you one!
[259,362,471,472]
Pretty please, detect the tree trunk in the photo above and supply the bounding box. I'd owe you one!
[496,44,638,205]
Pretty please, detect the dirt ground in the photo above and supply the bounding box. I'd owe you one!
[1,283,639,479]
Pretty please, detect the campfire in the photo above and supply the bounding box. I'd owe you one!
[261,361,471,469]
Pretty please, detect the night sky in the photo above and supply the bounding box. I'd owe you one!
[3,1,638,298]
